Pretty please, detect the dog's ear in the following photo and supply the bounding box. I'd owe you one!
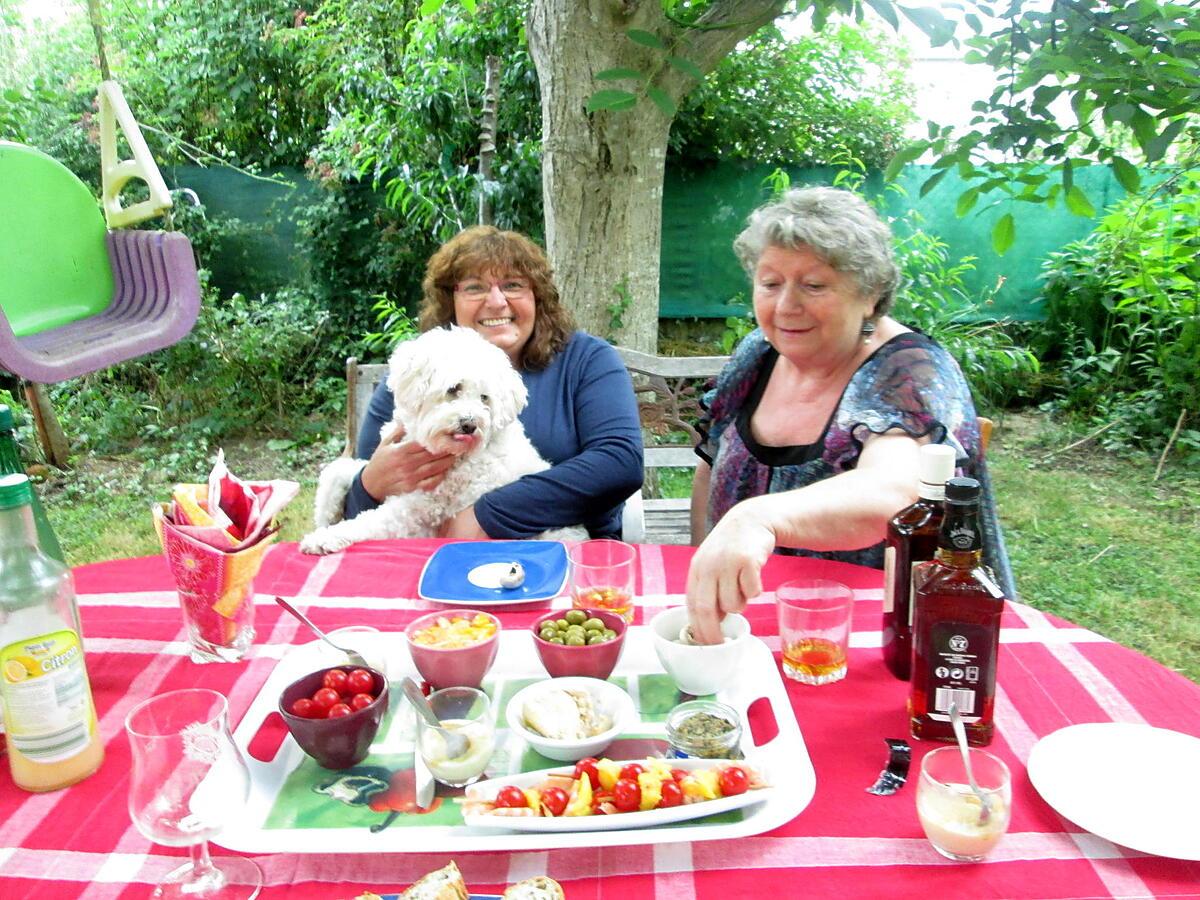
[490,361,528,429]
[385,334,432,419]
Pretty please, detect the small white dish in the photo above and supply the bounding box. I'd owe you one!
[505,676,635,762]
[464,756,772,832]
[1027,722,1200,860]
[649,606,750,696]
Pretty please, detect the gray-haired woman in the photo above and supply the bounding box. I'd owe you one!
[685,186,982,643]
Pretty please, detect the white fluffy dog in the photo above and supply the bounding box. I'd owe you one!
[301,326,586,554]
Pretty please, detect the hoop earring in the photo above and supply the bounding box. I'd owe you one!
[860,318,877,343]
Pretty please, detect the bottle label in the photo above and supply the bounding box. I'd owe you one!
[882,546,897,613]
[923,621,994,725]
[0,630,96,763]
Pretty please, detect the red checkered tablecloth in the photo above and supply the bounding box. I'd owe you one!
[2,540,1198,899]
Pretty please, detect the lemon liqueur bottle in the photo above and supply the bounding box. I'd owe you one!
[0,474,103,790]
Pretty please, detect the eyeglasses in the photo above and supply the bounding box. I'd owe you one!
[454,278,531,300]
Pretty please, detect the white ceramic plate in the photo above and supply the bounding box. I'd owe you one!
[463,757,771,832]
[1027,722,1200,860]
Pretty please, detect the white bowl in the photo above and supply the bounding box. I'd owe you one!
[649,606,751,696]
[505,676,635,762]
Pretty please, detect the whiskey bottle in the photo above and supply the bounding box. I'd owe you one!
[908,477,1006,747]
[882,443,957,680]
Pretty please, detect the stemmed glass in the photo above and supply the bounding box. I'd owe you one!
[125,689,263,899]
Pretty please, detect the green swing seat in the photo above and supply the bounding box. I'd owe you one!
[0,140,200,383]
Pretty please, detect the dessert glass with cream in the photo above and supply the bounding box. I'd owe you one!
[416,686,495,787]
[917,745,1012,861]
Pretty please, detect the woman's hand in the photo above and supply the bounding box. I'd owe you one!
[359,426,455,501]
[440,505,488,540]
[685,498,776,644]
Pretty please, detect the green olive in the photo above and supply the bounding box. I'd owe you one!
[566,634,587,646]
[603,629,617,640]
[586,634,608,645]
[554,618,570,630]
[564,609,587,625]
[549,635,566,644]
[583,617,605,631]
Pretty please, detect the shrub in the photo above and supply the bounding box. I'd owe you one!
[1038,166,1200,456]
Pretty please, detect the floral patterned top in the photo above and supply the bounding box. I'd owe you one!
[695,328,981,569]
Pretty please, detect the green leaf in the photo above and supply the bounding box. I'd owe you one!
[1065,185,1095,218]
[919,167,950,197]
[1111,156,1141,193]
[992,213,1015,255]
[419,0,443,15]
[666,56,704,80]
[899,6,955,47]
[585,89,638,113]
[266,438,297,451]
[865,0,900,30]
[595,67,643,82]
[1145,118,1186,163]
[460,0,476,11]
[1061,158,1074,193]
[955,187,980,217]
[626,29,666,50]
[884,142,925,181]
[646,86,677,117]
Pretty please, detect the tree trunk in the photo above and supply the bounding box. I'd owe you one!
[478,55,500,226]
[527,0,786,352]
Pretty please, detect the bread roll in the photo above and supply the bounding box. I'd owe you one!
[501,875,565,899]
[399,861,470,900]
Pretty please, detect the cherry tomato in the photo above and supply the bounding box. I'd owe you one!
[541,786,569,817]
[311,687,341,710]
[670,768,690,783]
[612,778,641,812]
[618,763,645,783]
[322,668,349,692]
[291,698,317,718]
[346,668,374,695]
[658,780,683,808]
[495,786,528,809]
[718,766,749,797]
[327,702,353,718]
[573,757,600,790]
[349,692,375,711]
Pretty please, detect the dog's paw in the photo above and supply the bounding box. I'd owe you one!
[300,528,352,555]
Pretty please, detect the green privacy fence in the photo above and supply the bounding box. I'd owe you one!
[661,163,1127,320]
[170,162,1123,322]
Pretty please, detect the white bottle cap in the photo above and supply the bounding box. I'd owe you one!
[917,443,957,499]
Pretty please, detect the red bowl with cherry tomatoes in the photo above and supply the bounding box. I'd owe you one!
[278,665,389,769]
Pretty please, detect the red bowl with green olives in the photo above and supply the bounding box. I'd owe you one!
[531,608,627,680]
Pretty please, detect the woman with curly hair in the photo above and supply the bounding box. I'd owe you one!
[343,226,643,539]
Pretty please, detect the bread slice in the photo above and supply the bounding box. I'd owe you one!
[399,861,470,900]
[501,875,565,899]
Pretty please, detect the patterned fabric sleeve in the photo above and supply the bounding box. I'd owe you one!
[695,329,773,465]
[830,333,981,473]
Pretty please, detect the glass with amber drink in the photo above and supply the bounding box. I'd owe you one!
[568,539,637,623]
[776,578,854,685]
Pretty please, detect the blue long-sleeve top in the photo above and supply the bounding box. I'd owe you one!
[344,330,644,539]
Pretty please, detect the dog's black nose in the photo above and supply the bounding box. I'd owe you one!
[459,419,477,435]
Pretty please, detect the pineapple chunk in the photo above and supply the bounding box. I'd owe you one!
[597,758,622,791]
[637,771,663,811]
[681,769,720,801]
[565,775,593,816]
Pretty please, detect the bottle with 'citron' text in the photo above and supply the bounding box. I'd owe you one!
[0,473,103,790]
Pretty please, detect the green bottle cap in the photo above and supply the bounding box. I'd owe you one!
[0,472,33,509]
[0,404,12,432]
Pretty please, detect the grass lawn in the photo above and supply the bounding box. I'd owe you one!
[40,411,1199,684]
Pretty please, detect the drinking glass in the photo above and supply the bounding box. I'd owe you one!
[776,578,854,685]
[125,689,262,899]
[917,745,1012,861]
[568,539,637,623]
[415,686,495,788]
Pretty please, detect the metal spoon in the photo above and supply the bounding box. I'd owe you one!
[401,677,470,759]
[949,702,992,824]
[274,596,370,669]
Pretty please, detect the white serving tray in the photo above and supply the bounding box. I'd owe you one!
[221,628,815,853]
